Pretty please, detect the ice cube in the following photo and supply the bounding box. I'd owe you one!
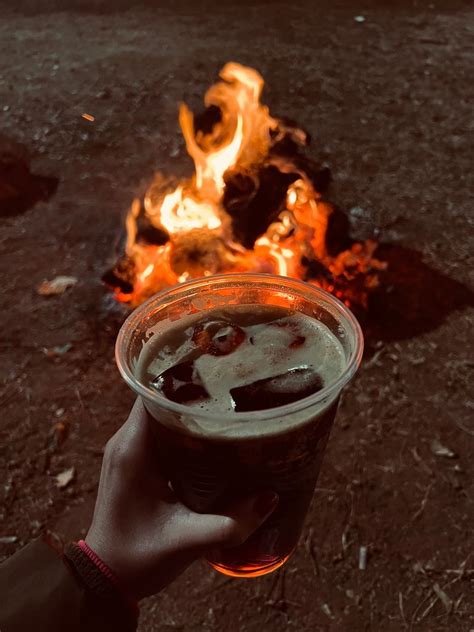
[151,360,209,404]
[230,368,324,412]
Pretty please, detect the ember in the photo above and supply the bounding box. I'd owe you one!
[103,62,386,308]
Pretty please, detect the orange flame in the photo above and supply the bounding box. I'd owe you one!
[113,62,384,307]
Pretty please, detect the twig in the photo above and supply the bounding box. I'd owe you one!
[453,418,474,437]
[364,347,385,368]
[341,488,355,555]
[410,447,433,476]
[0,384,18,406]
[433,583,453,613]
[411,573,463,628]
[417,594,439,623]
[410,483,433,523]
[266,568,287,605]
[25,388,32,426]
[75,387,85,411]
[443,554,472,578]
[265,567,281,602]
[409,590,435,631]
[264,569,290,624]
[279,567,287,604]
[453,593,464,613]
[399,592,408,629]
[305,529,320,577]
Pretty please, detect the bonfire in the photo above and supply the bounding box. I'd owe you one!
[103,62,386,308]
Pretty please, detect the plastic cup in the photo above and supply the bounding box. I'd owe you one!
[116,273,363,578]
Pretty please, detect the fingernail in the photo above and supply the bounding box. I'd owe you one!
[255,491,279,518]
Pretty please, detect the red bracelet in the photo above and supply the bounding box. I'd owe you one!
[77,540,139,617]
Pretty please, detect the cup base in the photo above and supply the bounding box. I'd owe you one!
[207,553,291,578]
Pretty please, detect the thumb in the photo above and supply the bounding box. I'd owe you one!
[184,491,279,552]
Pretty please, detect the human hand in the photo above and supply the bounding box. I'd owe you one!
[85,398,278,600]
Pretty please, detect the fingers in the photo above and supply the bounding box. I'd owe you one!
[180,491,279,553]
[104,398,151,467]
[120,397,149,443]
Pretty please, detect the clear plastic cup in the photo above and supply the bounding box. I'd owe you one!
[116,273,363,577]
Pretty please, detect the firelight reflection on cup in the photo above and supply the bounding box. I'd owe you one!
[116,274,363,578]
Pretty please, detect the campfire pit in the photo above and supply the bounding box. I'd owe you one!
[103,62,386,308]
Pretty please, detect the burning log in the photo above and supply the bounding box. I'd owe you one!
[103,62,386,308]
[223,166,298,248]
[170,230,237,278]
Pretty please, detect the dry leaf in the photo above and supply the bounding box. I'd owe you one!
[37,276,78,296]
[52,421,69,446]
[42,343,73,357]
[55,467,75,489]
[430,439,457,459]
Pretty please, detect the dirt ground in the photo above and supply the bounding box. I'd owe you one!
[1,1,473,630]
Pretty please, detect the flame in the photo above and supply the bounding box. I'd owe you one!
[180,104,243,198]
[109,62,385,307]
[140,263,155,281]
[157,185,222,233]
[125,198,140,256]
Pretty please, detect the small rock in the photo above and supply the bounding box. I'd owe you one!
[321,603,334,619]
[0,535,18,544]
[430,439,457,459]
[359,545,368,570]
[55,467,75,489]
[354,15,366,23]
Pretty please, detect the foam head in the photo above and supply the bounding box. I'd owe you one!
[116,274,364,439]
[136,305,346,435]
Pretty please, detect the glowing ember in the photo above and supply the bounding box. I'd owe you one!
[104,62,386,308]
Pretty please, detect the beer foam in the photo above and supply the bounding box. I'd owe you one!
[192,314,344,414]
[136,306,346,426]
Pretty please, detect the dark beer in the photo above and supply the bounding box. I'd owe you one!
[135,304,345,576]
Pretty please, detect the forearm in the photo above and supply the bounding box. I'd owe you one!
[0,535,138,632]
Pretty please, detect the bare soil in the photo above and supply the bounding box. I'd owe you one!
[0,1,473,630]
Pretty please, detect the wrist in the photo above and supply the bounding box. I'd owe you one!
[78,539,139,616]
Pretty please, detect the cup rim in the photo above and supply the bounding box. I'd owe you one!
[115,273,364,422]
